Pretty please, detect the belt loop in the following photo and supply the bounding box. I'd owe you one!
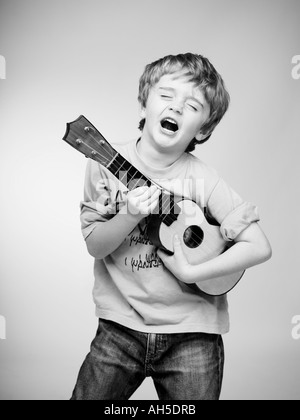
[144,333,156,377]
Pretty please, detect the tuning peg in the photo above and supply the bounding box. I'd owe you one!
[85,126,96,134]
[91,151,97,156]
[100,140,105,145]
[76,139,83,145]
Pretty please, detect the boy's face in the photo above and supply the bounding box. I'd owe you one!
[141,73,210,156]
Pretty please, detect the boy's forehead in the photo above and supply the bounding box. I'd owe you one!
[155,73,206,103]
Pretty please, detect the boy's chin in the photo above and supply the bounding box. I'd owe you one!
[144,128,187,152]
[154,136,178,149]
[155,128,179,144]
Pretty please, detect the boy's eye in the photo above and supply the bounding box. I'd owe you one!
[160,94,172,99]
[188,103,198,111]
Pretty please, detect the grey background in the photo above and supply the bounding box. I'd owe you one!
[0,0,299,400]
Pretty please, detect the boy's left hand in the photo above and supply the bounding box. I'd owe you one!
[157,235,192,283]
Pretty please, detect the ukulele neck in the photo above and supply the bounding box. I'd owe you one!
[104,149,181,225]
[105,149,152,190]
[62,115,180,224]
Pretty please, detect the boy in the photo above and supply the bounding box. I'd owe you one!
[71,53,272,400]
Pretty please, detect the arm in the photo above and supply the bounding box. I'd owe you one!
[86,185,161,259]
[157,222,272,284]
[187,222,272,283]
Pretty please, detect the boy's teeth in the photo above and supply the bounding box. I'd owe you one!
[161,118,179,132]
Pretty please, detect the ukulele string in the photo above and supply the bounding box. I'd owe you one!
[85,131,205,245]
[104,153,179,220]
[87,131,178,216]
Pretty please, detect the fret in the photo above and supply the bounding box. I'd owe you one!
[106,152,120,170]
[112,156,151,190]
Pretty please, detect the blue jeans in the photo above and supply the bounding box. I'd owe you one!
[71,319,224,400]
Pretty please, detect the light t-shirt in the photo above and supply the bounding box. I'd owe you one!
[80,139,259,334]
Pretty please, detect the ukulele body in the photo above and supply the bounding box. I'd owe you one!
[146,198,244,296]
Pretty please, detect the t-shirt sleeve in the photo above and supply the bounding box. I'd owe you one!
[80,159,122,240]
[207,178,260,241]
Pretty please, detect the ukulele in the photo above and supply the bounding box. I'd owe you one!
[63,115,244,296]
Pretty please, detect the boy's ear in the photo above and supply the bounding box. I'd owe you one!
[195,130,209,142]
[140,106,146,119]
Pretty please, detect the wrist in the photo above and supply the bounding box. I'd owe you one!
[118,204,145,224]
[184,264,204,284]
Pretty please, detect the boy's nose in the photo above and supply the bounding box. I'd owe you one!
[169,103,183,114]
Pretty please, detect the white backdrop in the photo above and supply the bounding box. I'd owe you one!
[0,0,299,400]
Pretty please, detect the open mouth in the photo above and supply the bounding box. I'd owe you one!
[160,118,179,134]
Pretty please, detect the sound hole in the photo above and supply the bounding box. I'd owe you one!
[183,225,204,249]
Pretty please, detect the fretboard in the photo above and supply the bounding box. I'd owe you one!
[105,150,152,190]
[101,147,181,225]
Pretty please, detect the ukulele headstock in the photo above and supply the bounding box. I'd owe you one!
[62,115,116,167]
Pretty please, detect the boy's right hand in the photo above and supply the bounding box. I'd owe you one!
[122,185,161,222]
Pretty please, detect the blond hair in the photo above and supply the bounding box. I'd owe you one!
[138,53,230,152]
